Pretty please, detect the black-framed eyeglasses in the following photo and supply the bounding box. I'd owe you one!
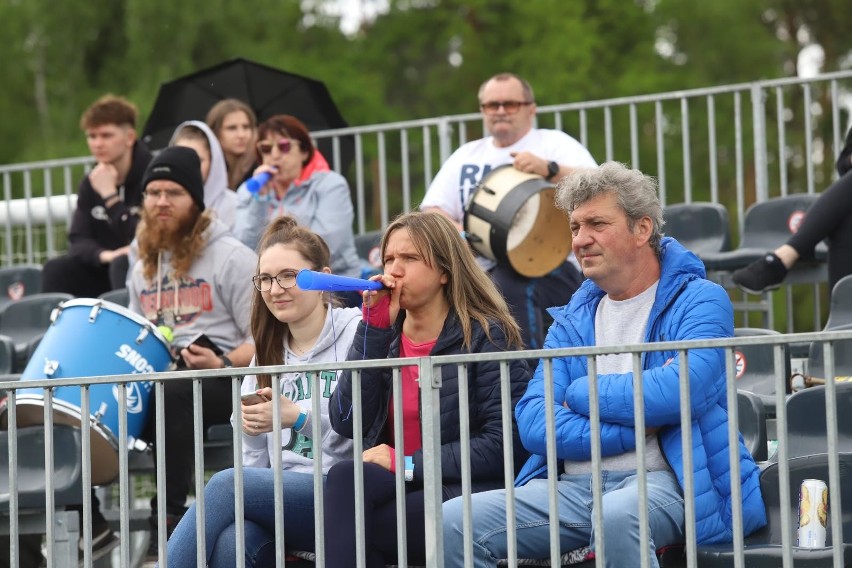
[479,100,533,114]
[257,139,293,155]
[143,188,190,201]
[252,269,298,292]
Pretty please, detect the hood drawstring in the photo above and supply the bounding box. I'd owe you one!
[155,250,181,330]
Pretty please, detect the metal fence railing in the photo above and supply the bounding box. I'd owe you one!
[4,71,852,267]
[2,329,852,567]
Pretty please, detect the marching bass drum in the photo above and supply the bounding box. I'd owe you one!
[463,165,572,277]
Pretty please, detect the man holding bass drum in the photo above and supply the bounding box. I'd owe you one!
[421,72,597,350]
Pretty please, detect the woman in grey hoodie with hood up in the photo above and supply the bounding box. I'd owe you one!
[170,120,237,230]
[165,215,360,567]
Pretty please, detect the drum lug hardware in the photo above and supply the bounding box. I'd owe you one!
[136,327,150,344]
[88,304,101,323]
[129,437,150,453]
[93,401,108,421]
[482,187,496,195]
[49,307,61,324]
[43,359,59,376]
[465,233,483,244]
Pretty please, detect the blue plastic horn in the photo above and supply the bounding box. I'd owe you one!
[295,269,384,292]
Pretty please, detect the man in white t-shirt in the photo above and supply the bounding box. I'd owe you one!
[421,72,597,349]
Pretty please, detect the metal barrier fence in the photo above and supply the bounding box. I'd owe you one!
[3,70,852,267]
[2,329,852,567]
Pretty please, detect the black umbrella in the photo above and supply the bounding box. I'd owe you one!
[142,57,353,174]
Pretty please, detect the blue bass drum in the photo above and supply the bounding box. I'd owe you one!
[12,298,173,485]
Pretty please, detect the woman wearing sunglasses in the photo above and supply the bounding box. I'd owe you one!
[166,215,360,567]
[234,114,361,283]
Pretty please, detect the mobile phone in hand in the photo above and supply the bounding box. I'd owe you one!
[188,332,224,356]
[241,392,269,406]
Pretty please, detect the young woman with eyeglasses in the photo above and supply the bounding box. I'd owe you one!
[166,215,360,567]
[233,114,361,285]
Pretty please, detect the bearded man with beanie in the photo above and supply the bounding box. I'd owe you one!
[125,146,258,561]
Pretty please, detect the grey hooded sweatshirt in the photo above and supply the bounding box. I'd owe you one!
[170,120,237,230]
[127,218,256,352]
[239,305,360,473]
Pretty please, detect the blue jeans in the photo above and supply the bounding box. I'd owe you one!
[443,470,685,568]
[166,467,320,568]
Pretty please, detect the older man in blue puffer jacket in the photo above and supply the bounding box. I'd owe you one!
[443,162,766,568]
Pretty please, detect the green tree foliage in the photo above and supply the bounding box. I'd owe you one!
[0,0,850,169]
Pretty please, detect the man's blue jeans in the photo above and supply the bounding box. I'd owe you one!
[166,467,320,568]
[443,470,685,568]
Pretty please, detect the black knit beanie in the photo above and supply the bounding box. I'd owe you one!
[142,146,205,212]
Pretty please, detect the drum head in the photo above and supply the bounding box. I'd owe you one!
[4,395,120,486]
[464,166,572,277]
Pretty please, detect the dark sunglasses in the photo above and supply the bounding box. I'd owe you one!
[257,139,293,155]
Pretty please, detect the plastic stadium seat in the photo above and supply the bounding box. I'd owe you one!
[825,275,852,330]
[737,390,768,462]
[98,287,130,308]
[700,194,828,273]
[0,424,84,510]
[732,327,791,416]
[0,334,14,376]
[806,323,852,383]
[663,202,731,260]
[696,452,852,566]
[784,381,852,459]
[0,292,72,373]
[0,264,43,313]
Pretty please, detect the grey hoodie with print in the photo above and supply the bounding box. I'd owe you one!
[239,305,360,473]
[127,218,256,352]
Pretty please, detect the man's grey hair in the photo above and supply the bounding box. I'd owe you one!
[477,73,535,103]
[555,162,665,253]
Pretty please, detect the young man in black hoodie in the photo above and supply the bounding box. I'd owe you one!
[42,94,152,297]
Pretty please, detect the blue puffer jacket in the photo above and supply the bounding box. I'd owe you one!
[515,237,766,544]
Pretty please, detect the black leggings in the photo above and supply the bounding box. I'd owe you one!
[41,253,129,297]
[323,461,430,568]
[143,376,234,514]
[787,171,852,293]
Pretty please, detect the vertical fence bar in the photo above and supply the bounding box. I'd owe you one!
[776,87,788,197]
[7,390,18,568]
[772,345,793,567]
[604,106,613,162]
[423,126,433,194]
[677,351,697,568]
[681,97,692,202]
[542,357,560,567]
[587,357,604,568]
[821,342,843,568]
[734,92,745,236]
[352,369,366,568]
[655,101,666,205]
[313,369,327,568]
[155,380,168,568]
[724,349,745,568]
[751,84,769,202]
[271,372,283,568]
[420,360,444,568]
[500,361,517,568]
[80,384,93,566]
[401,130,411,216]
[377,132,389,228]
[629,103,639,169]
[392,366,409,568]
[707,96,719,203]
[803,83,815,195]
[632,353,651,568]
[458,362,474,568]
[355,134,366,234]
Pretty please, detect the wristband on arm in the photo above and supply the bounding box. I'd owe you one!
[405,455,414,482]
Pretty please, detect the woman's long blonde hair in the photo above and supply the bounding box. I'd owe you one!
[251,216,333,389]
[381,211,523,350]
